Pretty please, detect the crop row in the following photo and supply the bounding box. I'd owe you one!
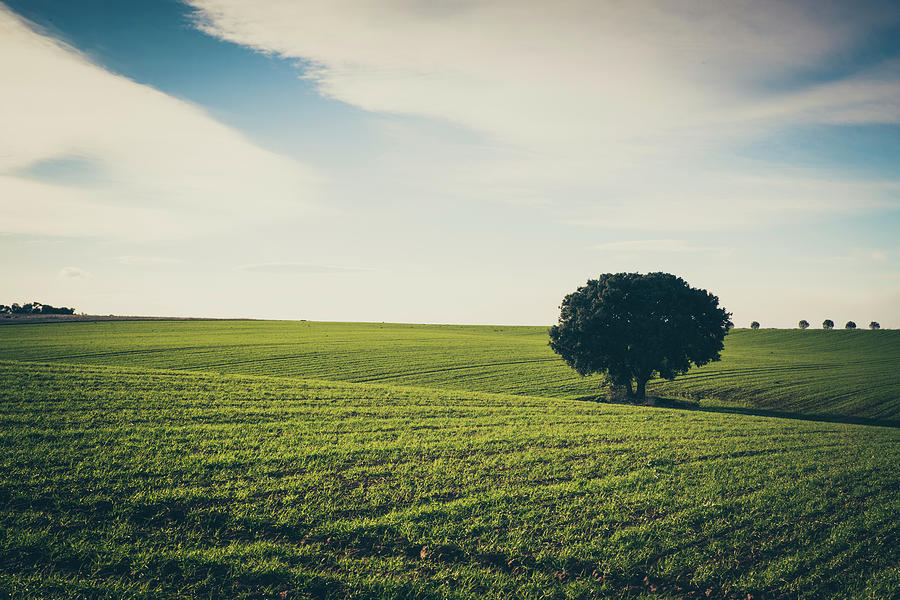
[1,321,898,420]
[1,361,897,599]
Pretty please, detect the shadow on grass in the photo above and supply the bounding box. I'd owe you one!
[572,394,900,429]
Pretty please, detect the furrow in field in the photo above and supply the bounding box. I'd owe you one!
[350,358,561,383]
[2,361,898,598]
[2,322,899,421]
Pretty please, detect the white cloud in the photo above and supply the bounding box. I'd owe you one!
[0,6,323,240]
[236,262,372,274]
[57,266,90,279]
[188,1,899,143]
[186,1,900,137]
[566,174,900,230]
[734,59,900,126]
[802,248,895,265]
[594,239,727,255]
[115,256,184,265]
[185,0,900,228]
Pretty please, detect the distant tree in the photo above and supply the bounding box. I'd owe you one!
[2,301,75,316]
[750,321,760,330]
[845,321,857,330]
[798,320,810,329]
[37,303,75,315]
[823,319,834,330]
[548,272,732,400]
[869,321,880,330]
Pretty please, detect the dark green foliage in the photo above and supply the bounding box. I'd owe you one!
[798,320,809,329]
[0,301,74,315]
[870,321,881,330]
[750,321,760,330]
[823,319,834,330]
[845,321,857,330]
[548,273,732,399]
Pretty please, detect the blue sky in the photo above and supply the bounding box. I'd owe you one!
[2,0,899,327]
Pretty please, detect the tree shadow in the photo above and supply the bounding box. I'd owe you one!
[571,394,900,429]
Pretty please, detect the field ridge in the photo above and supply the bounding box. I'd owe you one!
[1,321,897,421]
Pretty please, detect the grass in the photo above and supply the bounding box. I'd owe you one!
[1,320,898,421]
[1,360,898,599]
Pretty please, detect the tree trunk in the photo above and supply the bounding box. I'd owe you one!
[635,378,647,401]
[623,379,634,399]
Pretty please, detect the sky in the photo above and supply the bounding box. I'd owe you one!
[2,0,899,327]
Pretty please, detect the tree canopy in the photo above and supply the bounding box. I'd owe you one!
[823,319,834,330]
[548,272,732,400]
[750,321,760,330]
[798,320,810,329]
[845,321,857,330]
[0,301,74,316]
[869,321,881,330]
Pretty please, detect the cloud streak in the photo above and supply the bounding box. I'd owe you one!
[0,5,323,240]
[186,0,900,229]
[236,262,372,274]
[115,256,184,266]
[594,239,728,255]
[57,266,90,279]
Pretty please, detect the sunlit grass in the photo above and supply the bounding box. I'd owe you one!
[1,361,897,599]
[1,321,898,420]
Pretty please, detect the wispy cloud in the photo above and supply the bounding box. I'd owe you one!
[802,248,894,265]
[594,239,729,255]
[115,256,184,266]
[236,262,372,274]
[188,0,900,142]
[185,0,900,229]
[57,266,90,279]
[0,5,323,240]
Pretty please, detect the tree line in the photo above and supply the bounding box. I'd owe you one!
[749,320,880,330]
[0,301,75,316]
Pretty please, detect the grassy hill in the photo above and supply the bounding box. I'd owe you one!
[1,361,897,599]
[1,320,897,421]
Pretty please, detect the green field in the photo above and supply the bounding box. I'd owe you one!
[1,321,898,421]
[1,321,898,599]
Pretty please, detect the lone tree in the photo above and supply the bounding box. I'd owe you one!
[798,319,810,329]
[750,321,760,330]
[823,319,834,329]
[845,321,857,330]
[870,321,881,330]
[548,272,732,400]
